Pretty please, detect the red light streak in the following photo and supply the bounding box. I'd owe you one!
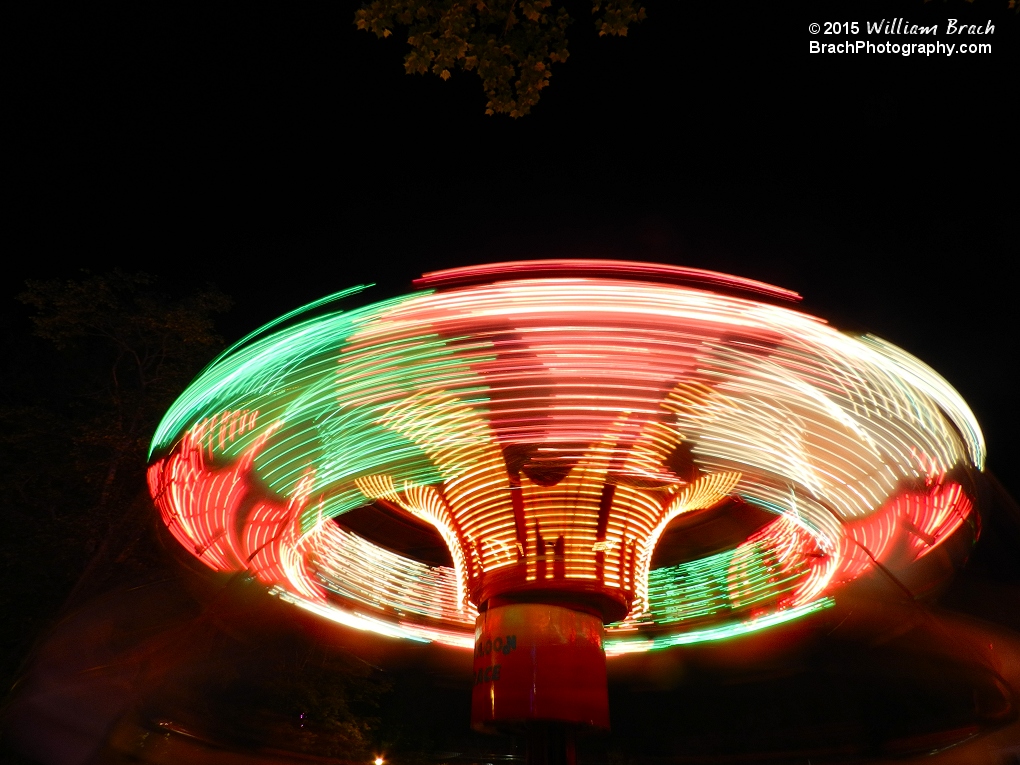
[147,264,984,649]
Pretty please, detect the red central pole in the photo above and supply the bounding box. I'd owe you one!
[470,602,609,764]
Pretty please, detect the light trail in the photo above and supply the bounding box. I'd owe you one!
[148,260,983,651]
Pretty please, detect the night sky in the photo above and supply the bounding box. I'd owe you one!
[7,0,1018,497]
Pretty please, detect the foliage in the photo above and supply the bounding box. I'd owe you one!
[16,270,231,513]
[1,272,452,760]
[1,271,231,693]
[355,0,646,117]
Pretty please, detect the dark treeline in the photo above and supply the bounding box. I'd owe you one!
[0,271,231,693]
[0,271,499,763]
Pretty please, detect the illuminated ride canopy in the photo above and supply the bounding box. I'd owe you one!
[148,260,984,658]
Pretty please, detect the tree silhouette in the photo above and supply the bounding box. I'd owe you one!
[356,0,646,116]
[17,270,231,514]
[2,271,231,692]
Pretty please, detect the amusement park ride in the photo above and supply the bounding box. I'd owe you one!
[146,260,989,762]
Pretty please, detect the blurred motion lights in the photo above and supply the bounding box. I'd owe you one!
[148,260,984,655]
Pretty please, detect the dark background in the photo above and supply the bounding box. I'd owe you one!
[2,0,1018,759]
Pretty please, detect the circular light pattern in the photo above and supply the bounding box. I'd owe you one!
[147,261,983,653]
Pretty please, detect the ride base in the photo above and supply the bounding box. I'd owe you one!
[471,602,609,763]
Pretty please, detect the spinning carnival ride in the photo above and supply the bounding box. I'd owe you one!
[147,260,984,734]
